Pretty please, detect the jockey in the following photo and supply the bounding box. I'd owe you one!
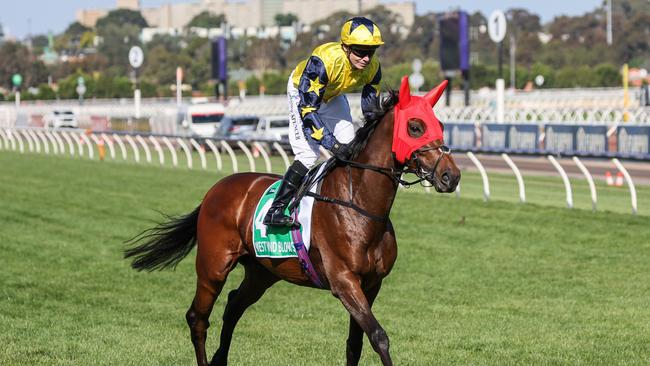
[264,16,383,227]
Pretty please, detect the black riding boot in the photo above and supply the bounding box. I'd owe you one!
[263,161,309,227]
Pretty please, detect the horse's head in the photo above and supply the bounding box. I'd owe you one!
[393,76,460,193]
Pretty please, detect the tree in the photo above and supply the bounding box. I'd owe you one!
[96,9,148,32]
[186,11,226,28]
[274,13,298,27]
[0,41,48,89]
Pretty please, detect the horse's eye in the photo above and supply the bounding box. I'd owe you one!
[408,121,424,137]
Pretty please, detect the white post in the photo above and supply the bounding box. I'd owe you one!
[134,89,141,119]
[501,153,526,203]
[135,135,152,163]
[161,137,178,167]
[148,136,165,165]
[272,142,291,171]
[204,139,223,171]
[60,131,75,157]
[547,155,573,209]
[15,91,20,108]
[572,156,598,212]
[176,137,193,169]
[189,138,207,170]
[467,151,490,202]
[125,135,140,163]
[253,142,273,173]
[612,158,638,215]
[236,141,256,172]
[220,140,238,173]
[112,134,128,160]
[176,67,183,106]
[101,133,116,160]
[496,79,505,123]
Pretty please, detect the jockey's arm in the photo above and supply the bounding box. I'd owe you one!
[297,56,337,150]
[361,64,382,122]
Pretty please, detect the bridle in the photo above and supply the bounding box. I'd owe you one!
[291,115,452,223]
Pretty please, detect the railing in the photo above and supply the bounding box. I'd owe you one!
[0,126,641,215]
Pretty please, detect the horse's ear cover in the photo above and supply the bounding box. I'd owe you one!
[392,76,447,164]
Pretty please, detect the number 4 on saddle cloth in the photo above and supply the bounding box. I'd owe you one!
[253,162,330,258]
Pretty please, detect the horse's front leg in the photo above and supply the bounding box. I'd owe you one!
[332,274,392,366]
[346,281,382,366]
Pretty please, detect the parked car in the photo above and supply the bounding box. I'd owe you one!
[177,102,225,137]
[44,110,78,128]
[252,116,290,143]
[218,115,259,139]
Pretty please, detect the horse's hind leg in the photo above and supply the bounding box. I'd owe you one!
[186,252,238,366]
[346,281,382,366]
[210,257,279,366]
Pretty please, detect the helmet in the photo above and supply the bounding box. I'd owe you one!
[340,17,384,48]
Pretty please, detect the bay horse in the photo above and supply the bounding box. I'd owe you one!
[125,77,461,366]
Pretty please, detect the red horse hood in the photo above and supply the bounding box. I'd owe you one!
[392,76,448,164]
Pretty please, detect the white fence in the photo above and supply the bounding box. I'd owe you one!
[0,126,640,215]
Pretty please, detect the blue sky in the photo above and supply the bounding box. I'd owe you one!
[1,0,602,39]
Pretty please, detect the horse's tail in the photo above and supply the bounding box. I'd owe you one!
[124,205,201,271]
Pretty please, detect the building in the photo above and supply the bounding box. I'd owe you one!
[77,0,415,30]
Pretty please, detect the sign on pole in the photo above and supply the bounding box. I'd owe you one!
[128,46,144,69]
[488,10,507,43]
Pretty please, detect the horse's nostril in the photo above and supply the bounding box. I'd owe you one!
[441,171,450,184]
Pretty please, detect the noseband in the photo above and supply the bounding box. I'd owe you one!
[410,144,451,186]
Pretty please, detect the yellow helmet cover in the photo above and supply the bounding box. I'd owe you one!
[340,17,384,47]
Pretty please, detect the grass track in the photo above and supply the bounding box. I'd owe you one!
[1,151,649,365]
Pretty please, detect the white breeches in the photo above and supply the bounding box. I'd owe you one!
[287,74,355,168]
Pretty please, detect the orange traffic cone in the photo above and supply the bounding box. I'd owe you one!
[615,172,624,187]
[605,171,614,186]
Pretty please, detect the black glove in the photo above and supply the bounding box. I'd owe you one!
[331,142,352,161]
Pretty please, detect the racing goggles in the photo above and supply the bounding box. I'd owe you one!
[349,46,376,59]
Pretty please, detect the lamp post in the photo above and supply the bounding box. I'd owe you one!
[606,0,613,45]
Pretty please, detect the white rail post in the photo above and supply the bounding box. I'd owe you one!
[20,129,34,153]
[71,131,84,156]
[501,153,526,203]
[14,129,25,153]
[253,142,273,173]
[547,155,573,209]
[236,141,256,172]
[572,156,597,212]
[612,158,638,215]
[272,142,291,171]
[45,131,59,154]
[148,136,165,165]
[36,130,50,154]
[135,135,152,163]
[28,130,41,154]
[27,130,41,154]
[124,135,140,163]
[220,140,238,173]
[467,151,490,202]
[204,139,223,171]
[176,137,193,169]
[161,137,178,167]
[0,128,8,149]
[6,129,17,150]
[52,131,65,154]
[189,139,207,170]
[112,134,128,160]
[101,133,116,160]
[79,132,94,160]
[60,131,75,157]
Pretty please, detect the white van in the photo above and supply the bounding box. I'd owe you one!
[177,103,225,137]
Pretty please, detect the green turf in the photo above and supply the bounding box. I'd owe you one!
[1,151,649,365]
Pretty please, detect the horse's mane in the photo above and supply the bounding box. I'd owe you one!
[349,90,399,158]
